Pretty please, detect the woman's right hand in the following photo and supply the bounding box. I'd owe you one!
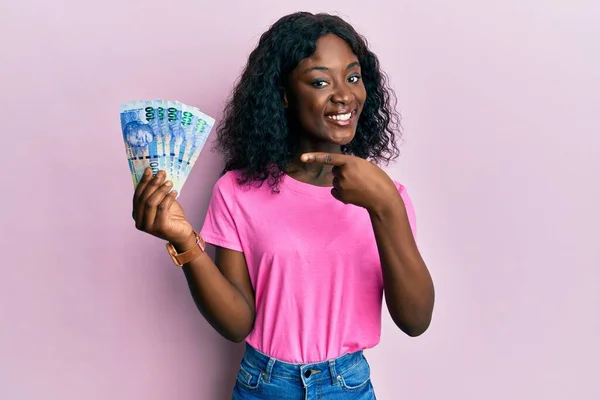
[132,167,195,250]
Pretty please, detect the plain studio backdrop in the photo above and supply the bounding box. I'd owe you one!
[1,0,598,399]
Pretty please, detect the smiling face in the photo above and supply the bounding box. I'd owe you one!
[284,34,367,147]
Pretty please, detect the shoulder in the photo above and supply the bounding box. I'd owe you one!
[210,169,271,204]
[390,179,412,205]
[212,169,243,193]
[391,180,408,195]
[390,179,417,234]
[205,171,243,211]
[390,178,416,215]
[213,168,280,196]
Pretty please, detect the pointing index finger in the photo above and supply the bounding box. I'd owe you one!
[300,152,347,166]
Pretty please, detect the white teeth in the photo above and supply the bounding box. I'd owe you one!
[327,112,352,121]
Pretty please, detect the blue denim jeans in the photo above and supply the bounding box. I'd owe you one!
[232,343,377,399]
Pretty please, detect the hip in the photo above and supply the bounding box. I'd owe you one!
[232,343,376,400]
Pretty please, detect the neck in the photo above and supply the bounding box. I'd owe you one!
[284,136,342,185]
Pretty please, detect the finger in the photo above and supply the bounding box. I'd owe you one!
[155,190,178,230]
[133,167,153,219]
[136,171,166,228]
[143,180,174,231]
[300,152,348,166]
[331,187,343,202]
[140,170,166,201]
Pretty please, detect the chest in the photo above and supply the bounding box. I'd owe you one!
[236,193,380,269]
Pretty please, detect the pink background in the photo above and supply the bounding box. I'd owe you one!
[1,0,598,399]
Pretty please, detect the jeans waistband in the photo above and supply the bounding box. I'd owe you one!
[241,343,366,385]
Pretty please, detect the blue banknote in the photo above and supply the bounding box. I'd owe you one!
[120,101,162,186]
[120,99,215,196]
[177,108,214,187]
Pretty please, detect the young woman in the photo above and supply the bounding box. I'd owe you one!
[132,11,435,400]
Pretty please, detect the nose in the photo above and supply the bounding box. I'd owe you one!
[330,83,353,105]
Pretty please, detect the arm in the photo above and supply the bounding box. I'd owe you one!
[299,152,435,336]
[131,167,255,343]
[173,237,256,343]
[369,194,435,337]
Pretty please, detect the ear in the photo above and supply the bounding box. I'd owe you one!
[282,91,289,109]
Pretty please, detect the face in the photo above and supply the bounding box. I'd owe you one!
[284,34,367,147]
[125,121,154,148]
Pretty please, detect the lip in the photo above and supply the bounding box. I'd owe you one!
[324,109,357,127]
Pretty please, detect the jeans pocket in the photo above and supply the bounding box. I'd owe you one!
[338,356,372,392]
[235,359,263,391]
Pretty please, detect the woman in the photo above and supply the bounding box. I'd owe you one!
[132,11,435,400]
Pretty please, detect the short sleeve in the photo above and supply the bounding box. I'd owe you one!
[199,172,244,252]
[394,182,417,240]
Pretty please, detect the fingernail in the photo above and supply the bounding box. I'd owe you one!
[144,168,151,176]
[165,180,173,187]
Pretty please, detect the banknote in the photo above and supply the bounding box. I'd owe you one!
[177,108,214,186]
[120,101,162,186]
[173,104,214,191]
[174,103,196,189]
[151,100,168,172]
[166,100,184,180]
[120,99,215,196]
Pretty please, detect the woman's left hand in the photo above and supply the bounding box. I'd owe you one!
[300,152,400,212]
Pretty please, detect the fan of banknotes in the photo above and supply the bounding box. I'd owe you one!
[120,99,215,196]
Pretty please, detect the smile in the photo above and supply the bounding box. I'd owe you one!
[325,110,356,126]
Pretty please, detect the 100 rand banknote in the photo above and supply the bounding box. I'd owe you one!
[120,100,215,196]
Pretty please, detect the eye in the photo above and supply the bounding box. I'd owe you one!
[311,79,329,88]
[348,75,362,84]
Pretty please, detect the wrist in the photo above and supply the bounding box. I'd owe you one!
[171,233,197,253]
[368,195,404,218]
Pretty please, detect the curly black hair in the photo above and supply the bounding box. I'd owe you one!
[214,11,401,191]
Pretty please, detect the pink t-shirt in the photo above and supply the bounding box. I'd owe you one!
[200,170,417,363]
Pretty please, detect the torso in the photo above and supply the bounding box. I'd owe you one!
[200,170,412,363]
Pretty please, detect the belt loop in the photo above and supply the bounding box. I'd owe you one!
[263,357,276,383]
[328,359,339,386]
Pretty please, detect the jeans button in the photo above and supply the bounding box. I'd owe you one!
[304,369,312,378]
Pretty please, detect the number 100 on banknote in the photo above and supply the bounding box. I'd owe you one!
[119,100,215,196]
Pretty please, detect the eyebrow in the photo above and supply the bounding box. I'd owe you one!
[303,61,360,73]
